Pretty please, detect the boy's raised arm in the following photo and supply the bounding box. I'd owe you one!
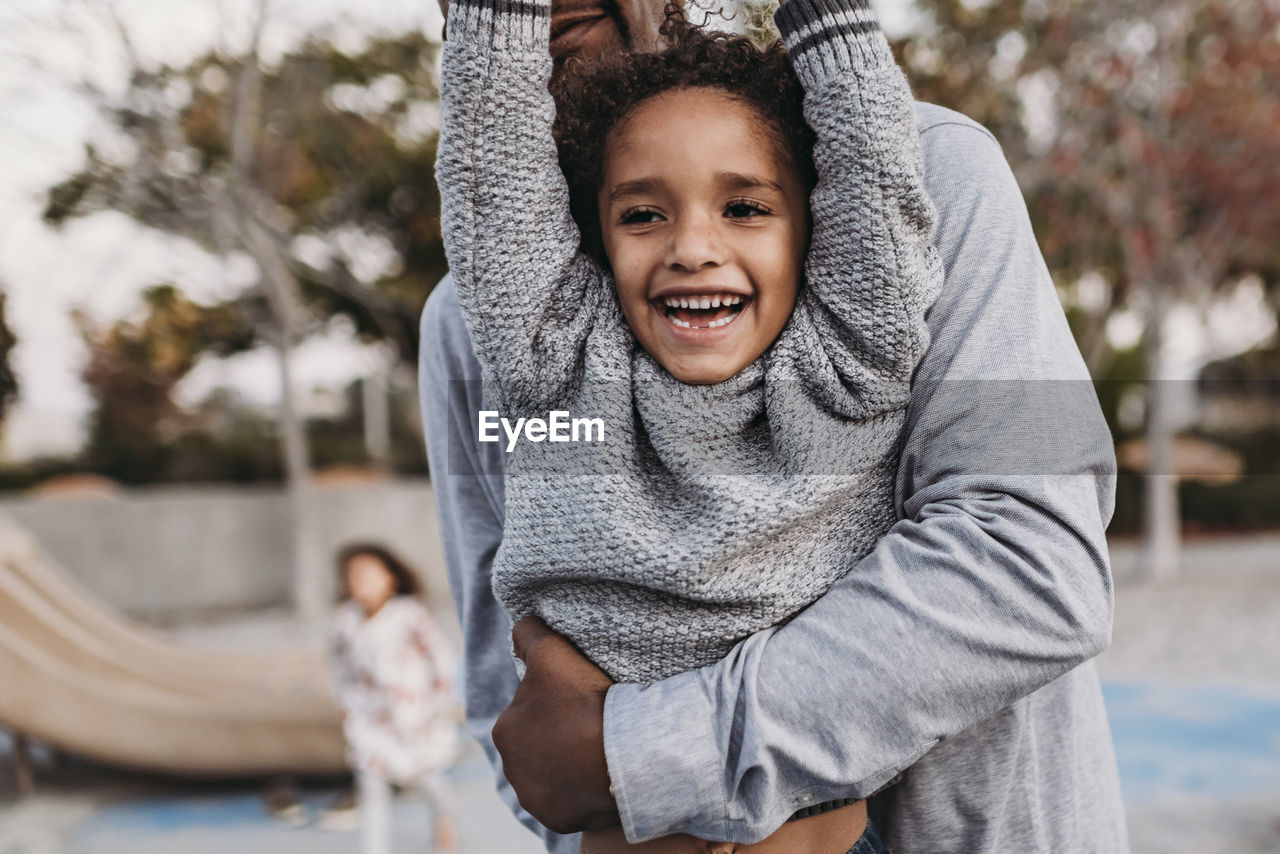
[777,0,943,419]
[435,0,607,410]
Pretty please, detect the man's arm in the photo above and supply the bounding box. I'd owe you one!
[418,283,582,854]
[600,111,1118,844]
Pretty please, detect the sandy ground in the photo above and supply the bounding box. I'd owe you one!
[3,533,1279,853]
[1103,535,1280,687]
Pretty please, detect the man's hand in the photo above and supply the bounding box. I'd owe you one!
[493,616,620,835]
[615,0,666,51]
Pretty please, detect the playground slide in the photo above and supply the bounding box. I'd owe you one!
[0,514,346,777]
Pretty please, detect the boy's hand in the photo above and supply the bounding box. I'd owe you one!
[493,616,620,835]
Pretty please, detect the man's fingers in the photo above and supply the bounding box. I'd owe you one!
[615,0,665,51]
[511,614,552,661]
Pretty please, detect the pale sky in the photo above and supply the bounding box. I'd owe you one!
[0,0,444,458]
[0,0,1272,461]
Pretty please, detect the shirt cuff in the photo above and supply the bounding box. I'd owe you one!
[603,673,727,844]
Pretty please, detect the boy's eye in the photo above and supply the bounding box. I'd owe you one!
[725,199,771,218]
[620,207,663,225]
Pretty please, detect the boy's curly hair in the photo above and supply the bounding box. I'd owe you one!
[550,3,817,267]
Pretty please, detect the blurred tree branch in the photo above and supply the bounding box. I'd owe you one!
[40,0,446,364]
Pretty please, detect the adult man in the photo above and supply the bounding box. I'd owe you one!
[418,0,1130,850]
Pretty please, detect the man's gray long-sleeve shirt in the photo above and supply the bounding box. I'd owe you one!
[419,103,1130,853]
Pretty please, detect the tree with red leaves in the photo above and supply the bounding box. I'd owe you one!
[896,0,1280,579]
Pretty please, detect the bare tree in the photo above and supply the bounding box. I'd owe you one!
[36,0,335,622]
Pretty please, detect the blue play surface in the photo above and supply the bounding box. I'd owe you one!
[62,680,1280,844]
[1103,680,1280,804]
[75,792,315,833]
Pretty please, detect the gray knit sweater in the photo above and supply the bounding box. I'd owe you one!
[436,0,943,684]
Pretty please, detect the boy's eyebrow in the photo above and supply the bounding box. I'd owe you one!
[606,172,785,203]
[716,171,785,194]
[608,178,664,202]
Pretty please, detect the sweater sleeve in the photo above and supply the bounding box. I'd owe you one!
[435,0,608,410]
[774,0,943,417]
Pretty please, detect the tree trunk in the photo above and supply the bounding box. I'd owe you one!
[1139,281,1180,581]
[222,5,326,626]
[271,333,326,625]
[244,222,327,626]
[362,366,392,469]
[1078,304,1114,378]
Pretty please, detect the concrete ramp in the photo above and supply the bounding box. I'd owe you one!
[0,513,345,777]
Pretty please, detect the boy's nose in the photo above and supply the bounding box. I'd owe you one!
[664,216,726,272]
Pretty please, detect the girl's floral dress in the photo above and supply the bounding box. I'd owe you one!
[329,596,463,784]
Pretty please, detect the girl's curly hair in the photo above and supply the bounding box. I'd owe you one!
[550,3,817,268]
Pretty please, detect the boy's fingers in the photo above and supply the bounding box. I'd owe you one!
[511,615,552,661]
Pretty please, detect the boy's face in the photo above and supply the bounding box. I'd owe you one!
[598,88,810,385]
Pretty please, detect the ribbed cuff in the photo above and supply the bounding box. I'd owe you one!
[773,0,894,85]
[445,0,551,54]
[785,796,862,822]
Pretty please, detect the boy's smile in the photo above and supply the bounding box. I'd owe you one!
[598,87,811,385]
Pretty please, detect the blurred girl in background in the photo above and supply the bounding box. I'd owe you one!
[330,543,463,853]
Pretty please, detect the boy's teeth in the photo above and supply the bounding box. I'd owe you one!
[668,314,737,330]
[662,294,744,308]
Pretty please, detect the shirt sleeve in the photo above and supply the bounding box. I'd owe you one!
[599,113,1119,846]
[435,0,609,411]
[419,281,583,854]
